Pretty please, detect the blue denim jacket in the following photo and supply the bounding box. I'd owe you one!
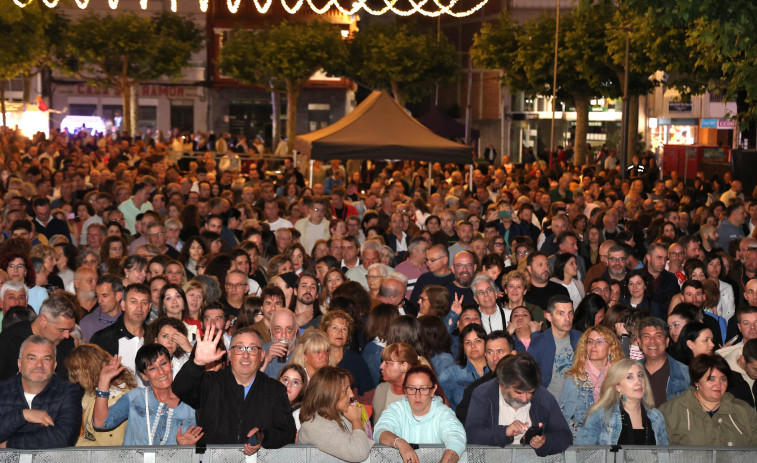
[438,360,489,411]
[97,387,196,445]
[560,375,595,438]
[362,339,384,386]
[575,403,668,445]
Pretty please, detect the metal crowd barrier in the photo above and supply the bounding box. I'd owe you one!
[0,445,755,463]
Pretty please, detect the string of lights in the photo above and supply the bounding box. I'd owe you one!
[12,0,488,17]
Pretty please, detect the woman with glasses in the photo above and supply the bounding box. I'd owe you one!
[299,367,374,462]
[277,364,308,431]
[372,343,425,425]
[559,326,624,438]
[1,252,35,288]
[375,365,466,463]
[366,263,388,299]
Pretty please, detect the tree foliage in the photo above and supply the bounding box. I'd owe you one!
[472,9,620,164]
[62,12,203,135]
[219,21,348,153]
[0,2,62,125]
[344,22,459,106]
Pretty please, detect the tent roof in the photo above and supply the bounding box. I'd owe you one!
[418,106,479,141]
[294,91,472,164]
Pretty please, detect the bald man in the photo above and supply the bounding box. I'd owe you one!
[262,308,298,378]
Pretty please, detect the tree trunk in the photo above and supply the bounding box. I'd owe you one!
[573,95,590,166]
[121,82,132,137]
[627,94,639,158]
[286,80,299,154]
[1,84,6,127]
[270,86,281,154]
[22,73,32,106]
[130,83,139,138]
[390,81,404,107]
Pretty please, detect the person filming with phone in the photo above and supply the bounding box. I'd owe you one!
[465,353,572,456]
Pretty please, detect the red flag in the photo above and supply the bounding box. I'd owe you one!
[36,96,49,112]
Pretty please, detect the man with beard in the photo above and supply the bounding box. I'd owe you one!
[291,274,320,329]
[523,252,569,312]
[409,244,453,305]
[448,220,475,258]
[699,224,721,253]
[465,353,572,455]
[445,251,478,307]
[73,267,98,315]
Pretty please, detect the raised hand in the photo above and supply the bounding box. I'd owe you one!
[98,355,124,390]
[176,426,204,445]
[450,292,463,315]
[193,326,225,366]
[528,321,542,333]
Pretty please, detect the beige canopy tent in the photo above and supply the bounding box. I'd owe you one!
[294,90,473,164]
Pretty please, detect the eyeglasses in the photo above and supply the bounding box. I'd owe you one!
[591,287,611,295]
[366,275,384,280]
[149,232,165,237]
[230,345,262,355]
[7,263,26,270]
[225,283,248,290]
[608,257,626,263]
[404,386,433,396]
[312,207,323,212]
[281,378,302,388]
[586,338,606,346]
[494,242,505,247]
[425,256,444,263]
[475,287,494,297]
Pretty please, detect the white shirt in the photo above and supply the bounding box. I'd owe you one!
[498,387,532,442]
[267,217,293,232]
[480,306,508,334]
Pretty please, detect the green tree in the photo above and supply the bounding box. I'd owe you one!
[345,22,459,107]
[62,12,203,136]
[472,11,619,165]
[219,21,348,154]
[0,2,54,126]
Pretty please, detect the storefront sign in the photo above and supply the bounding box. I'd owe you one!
[717,120,737,129]
[700,118,737,129]
[69,84,200,98]
[668,101,693,112]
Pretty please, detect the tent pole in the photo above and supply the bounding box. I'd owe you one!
[309,159,314,187]
[428,162,432,196]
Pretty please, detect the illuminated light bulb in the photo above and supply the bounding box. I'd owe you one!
[252,0,273,13]
[281,0,306,14]
[199,0,209,12]
[74,0,90,8]
[13,0,33,7]
[140,0,149,9]
[108,0,119,8]
[41,0,60,7]
[227,0,242,12]
[171,0,177,11]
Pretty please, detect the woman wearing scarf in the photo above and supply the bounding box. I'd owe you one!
[559,325,624,438]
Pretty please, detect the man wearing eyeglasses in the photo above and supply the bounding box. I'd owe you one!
[444,251,478,307]
[261,308,299,379]
[220,270,249,319]
[472,275,508,334]
[174,326,296,454]
[146,222,180,259]
[408,244,453,306]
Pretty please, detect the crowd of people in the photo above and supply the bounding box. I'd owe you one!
[1,125,757,460]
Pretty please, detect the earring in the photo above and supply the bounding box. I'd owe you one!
[617,390,626,402]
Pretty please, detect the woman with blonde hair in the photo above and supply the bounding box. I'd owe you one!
[290,328,333,380]
[501,269,544,322]
[371,342,426,425]
[298,366,374,462]
[560,325,625,438]
[66,344,137,446]
[182,279,207,328]
[576,359,667,445]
